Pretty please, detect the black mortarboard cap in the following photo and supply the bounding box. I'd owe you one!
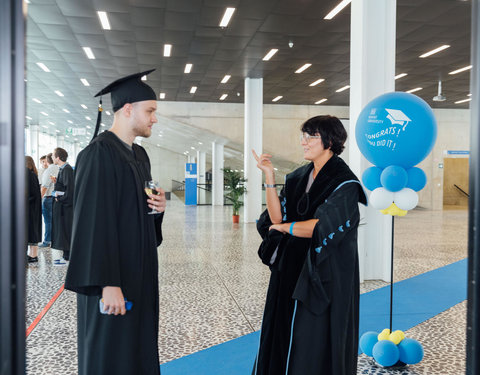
[94,69,157,112]
[91,69,156,141]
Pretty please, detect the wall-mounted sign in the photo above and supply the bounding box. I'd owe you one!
[66,127,86,136]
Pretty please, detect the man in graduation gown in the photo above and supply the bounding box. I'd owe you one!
[51,147,74,264]
[65,70,167,375]
[252,115,367,375]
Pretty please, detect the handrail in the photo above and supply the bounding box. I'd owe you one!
[454,184,470,197]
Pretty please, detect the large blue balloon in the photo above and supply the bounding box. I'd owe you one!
[362,167,383,191]
[398,338,424,364]
[406,167,427,191]
[372,340,400,367]
[355,92,437,168]
[381,165,408,192]
[359,331,378,356]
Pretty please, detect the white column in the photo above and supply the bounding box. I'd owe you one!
[244,77,263,223]
[29,125,39,164]
[212,142,224,205]
[197,151,206,204]
[349,0,396,282]
[56,135,65,148]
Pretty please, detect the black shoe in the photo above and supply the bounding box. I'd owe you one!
[27,256,38,263]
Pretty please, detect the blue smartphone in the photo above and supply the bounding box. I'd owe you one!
[99,298,133,314]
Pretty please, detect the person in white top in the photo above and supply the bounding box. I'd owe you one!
[39,153,59,248]
[38,155,47,185]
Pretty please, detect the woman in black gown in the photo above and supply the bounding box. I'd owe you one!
[252,116,367,375]
[26,156,42,263]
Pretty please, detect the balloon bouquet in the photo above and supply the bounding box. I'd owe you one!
[355,92,438,367]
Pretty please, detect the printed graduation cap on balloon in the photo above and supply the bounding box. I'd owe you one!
[91,69,157,141]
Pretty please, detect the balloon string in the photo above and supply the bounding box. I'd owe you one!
[390,215,395,333]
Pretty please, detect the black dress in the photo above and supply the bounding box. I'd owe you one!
[65,131,164,375]
[27,168,42,244]
[51,163,74,259]
[253,155,367,375]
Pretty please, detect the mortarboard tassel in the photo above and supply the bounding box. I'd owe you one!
[91,98,102,142]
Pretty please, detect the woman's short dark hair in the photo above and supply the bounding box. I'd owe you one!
[54,147,68,162]
[46,153,54,164]
[300,115,347,155]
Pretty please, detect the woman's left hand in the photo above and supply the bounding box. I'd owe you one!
[269,223,287,233]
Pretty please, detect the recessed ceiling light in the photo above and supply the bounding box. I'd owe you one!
[40,111,48,116]
[49,121,55,125]
[82,47,95,59]
[55,129,60,133]
[158,134,163,137]
[32,98,42,104]
[80,78,90,86]
[86,125,92,129]
[419,45,450,58]
[101,123,106,127]
[105,111,111,115]
[219,94,228,101]
[219,7,236,27]
[191,147,195,150]
[315,98,328,104]
[184,64,193,73]
[309,78,325,86]
[406,87,423,93]
[63,108,70,113]
[26,116,32,120]
[324,0,352,20]
[295,64,312,73]
[85,116,91,120]
[449,65,472,75]
[97,11,111,30]
[36,62,50,72]
[164,44,172,57]
[41,125,48,129]
[272,96,283,102]
[262,49,278,61]
[336,85,350,92]
[157,144,161,147]
[198,142,202,145]
[65,135,70,138]
[455,98,471,104]
[67,120,73,124]
[81,104,88,109]
[190,86,197,94]
[159,93,166,99]
[468,93,472,97]
[54,90,64,97]
[395,73,408,80]
[221,75,231,83]
[141,75,147,81]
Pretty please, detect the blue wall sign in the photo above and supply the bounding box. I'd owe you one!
[185,163,197,206]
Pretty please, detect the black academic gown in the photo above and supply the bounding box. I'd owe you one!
[27,168,42,244]
[253,155,367,375]
[65,131,164,375]
[51,163,74,258]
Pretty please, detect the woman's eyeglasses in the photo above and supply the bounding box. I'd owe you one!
[300,133,322,143]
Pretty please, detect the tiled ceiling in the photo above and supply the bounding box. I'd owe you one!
[25,0,472,149]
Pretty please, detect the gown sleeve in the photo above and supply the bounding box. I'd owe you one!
[154,212,164,247]
[65,143,122,296]
[56,166,74,206]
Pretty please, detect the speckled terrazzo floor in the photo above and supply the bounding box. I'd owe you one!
[25,197,468,374]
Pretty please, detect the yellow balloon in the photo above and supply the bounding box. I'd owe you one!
[388,330,405,345]
[378,328,390,341]
[380,203,408,217]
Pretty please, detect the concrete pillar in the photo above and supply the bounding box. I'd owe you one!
[28,125,39,164]
[212,142,224,205]
[197,151,206,204]
[349,0,396,282]
[56,135,65,148]
[244,77,263,223]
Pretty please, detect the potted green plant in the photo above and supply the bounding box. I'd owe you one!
[222,168,247,223]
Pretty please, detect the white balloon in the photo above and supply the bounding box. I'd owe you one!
[370,187,395,210]
[394,188,419,210]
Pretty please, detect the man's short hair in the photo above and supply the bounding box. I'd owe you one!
[300,115,348,155]
[46,153,54,164]
[54,147,68,162]
[40,155,47,161]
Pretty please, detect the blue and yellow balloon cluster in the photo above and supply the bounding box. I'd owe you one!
[355,92,438,216]
[360,329,424,367]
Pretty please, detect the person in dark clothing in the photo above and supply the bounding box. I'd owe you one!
[51,147,74,265]
[252,115,367,375]
[65,70,166,375]
[26,156,42,263]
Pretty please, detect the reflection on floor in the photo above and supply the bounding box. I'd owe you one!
[25,197,468,374]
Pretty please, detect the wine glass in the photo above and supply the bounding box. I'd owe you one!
[144,180,160,215]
